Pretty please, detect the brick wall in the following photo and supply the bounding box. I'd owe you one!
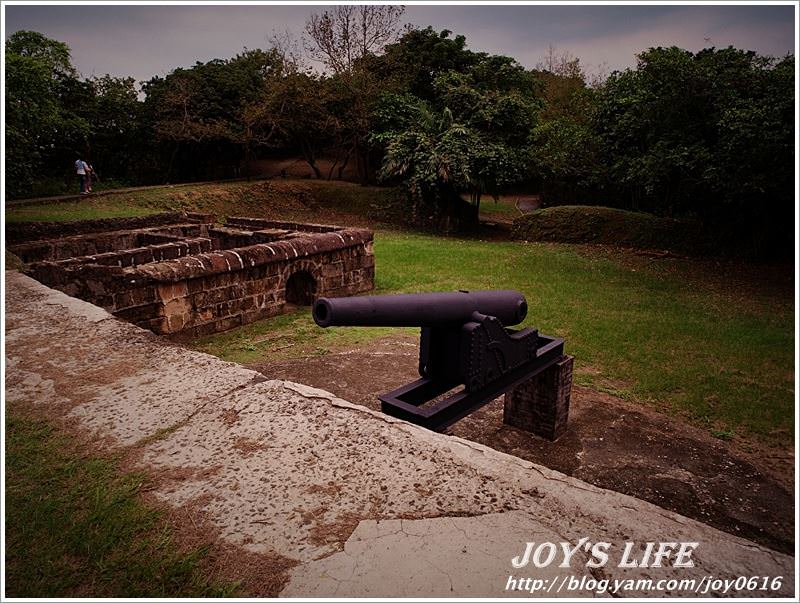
[11,225,209,263]
[22,220,374,340]
[5,212,201,245]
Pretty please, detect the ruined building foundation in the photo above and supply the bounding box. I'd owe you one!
[7,212,374,340]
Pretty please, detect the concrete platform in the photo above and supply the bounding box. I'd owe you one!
[4,271,795,597]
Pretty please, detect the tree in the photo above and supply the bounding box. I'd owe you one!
[530,118,603,204]
[373,70,539,230]
[378,27,481,101]
[304,5,406,183]
[527,48,603,204]
[304,5,405,75]
[5,30,77,81]
[373,95,476,230]
[85,75,142,181]
[431,69,539,207]
[370,31,542,229]
[142,48,284,181]
[592,46,794,256]
[265,72,339,179]
[533,46,592,123]
[5,31,90,197]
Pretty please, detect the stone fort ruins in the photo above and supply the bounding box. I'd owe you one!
[8,212,375,340]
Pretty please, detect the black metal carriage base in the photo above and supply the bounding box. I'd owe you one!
[313,290,571,435]
[379,334,565,432]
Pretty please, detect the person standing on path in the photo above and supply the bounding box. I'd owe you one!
[85,162,94,192]
[75,157,89,194]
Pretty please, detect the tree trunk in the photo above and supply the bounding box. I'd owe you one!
[309,160,322,179]
[244,141,251,182]
[354,143,364,184]
[337,148,352,180]
[301,141,323,179]
[326,157,340,181]
[166,141,180,184]
[363,147,371,185]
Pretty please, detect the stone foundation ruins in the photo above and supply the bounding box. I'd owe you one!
[8,212,374,340]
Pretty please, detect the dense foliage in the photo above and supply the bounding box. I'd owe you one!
[4,20,795,255]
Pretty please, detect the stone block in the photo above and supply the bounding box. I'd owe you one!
[185,211,216,223]
[157,281,189,302]
[113,291,135,309]
[192,321,218,338]
[244,280,266,295]
[191,291,208,308]
[129,249,149,265]
[137,317,168,334]
[213,315,242,333]
[321,261,345,277]
[162,244,181,260]
[163,296,191,319]
[114,302,164,322]
[205,287,230,306]
[323,275,345,289]
[166,312,192,333]
[503,355,573,441]
[186,277,206,294]
[131,286,157,306]
[207,253,230,273]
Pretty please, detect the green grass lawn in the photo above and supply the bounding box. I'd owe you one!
[5,179,402,224]
[462,194,521,219]
[195,231,793,444]
[385,235,793,441]
[4,414,239,597]
[5,200,163,223]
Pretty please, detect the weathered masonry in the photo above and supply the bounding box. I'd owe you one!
[8,212,374,340]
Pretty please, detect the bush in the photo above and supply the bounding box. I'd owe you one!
[511,205,711,256]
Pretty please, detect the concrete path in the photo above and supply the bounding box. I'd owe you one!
[4,271,794,597]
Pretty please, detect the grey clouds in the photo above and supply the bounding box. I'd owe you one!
[3,3,795,87]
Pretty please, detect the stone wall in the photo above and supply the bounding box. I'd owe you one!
[5,212,194,245]
[13,214,375,340]
[11,224,209,263]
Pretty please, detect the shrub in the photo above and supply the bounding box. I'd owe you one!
[511,205,711,255]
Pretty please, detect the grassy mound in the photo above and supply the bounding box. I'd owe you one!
[5,179,405,226]
[512,205,708,255]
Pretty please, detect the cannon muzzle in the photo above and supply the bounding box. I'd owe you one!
[312,290,528,328]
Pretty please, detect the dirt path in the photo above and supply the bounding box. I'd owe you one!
[515,194,541,213]
[249,334,795,555]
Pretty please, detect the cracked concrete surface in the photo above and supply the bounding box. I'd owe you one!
[283,512,592,597]
[4,271,794,597]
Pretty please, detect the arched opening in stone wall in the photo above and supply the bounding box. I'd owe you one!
[285,270,317,305]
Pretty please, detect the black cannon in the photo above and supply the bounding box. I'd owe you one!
[312,290,566,431]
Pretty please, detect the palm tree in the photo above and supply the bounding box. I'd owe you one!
[378,99,478,230]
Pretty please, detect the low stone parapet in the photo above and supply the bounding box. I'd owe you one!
[12,215,375,339]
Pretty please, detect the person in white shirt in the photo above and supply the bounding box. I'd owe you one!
[75,157,89,194]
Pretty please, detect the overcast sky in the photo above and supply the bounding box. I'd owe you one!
[3,2,796,88]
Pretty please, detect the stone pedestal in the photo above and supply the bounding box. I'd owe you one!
[503,355,574,441]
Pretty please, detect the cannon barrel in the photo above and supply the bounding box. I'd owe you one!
[312,290,528,328]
